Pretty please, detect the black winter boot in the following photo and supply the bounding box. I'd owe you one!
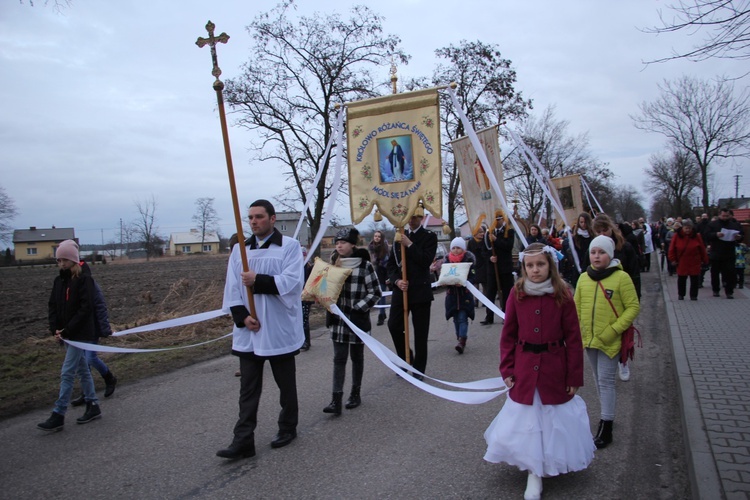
[323,392,343,415]
[594,419,613,449]
[345,386,361,409]
[103,371,117,398]
[76,402,102,424]
[37,411,65,432]
[71,394,85,407]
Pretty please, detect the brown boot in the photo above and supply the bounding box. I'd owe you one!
[455,337,466,354]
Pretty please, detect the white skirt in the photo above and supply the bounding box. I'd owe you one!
[483,390,595,477]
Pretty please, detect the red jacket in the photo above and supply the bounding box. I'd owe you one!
[499,289,584,405]
[668,230,708,276]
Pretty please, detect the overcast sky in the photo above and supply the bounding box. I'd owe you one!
[2,0,748,245]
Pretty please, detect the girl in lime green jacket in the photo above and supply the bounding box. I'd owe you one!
[574,235,640,450]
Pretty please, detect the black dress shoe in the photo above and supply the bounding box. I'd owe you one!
[216,443,256,459]
[480,319,493,325]
[271,431,297,449]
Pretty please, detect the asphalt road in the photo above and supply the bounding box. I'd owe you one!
[1,269,690,499]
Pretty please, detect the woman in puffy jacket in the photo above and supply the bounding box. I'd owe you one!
[668,219,708,301]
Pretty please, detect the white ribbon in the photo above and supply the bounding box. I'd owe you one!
[112,310,226,336]
[580,175,603,214]
[465,281,505,321]
[507,129,570,232]
[293,126,337,241]
[302,109,345,264]
[65,333,232,353]
[330,304,507,404]
[445,87,528,249]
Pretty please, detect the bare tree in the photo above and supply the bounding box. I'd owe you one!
[224,2,407,244]
[644,147,702,216]
[0,186,19,245]
[608,187,646,222]
[133,195,160,260]
[19,0,71,11]
[644,1,750,63]
[416,40,531,237]
[632,75,750,210]
[191,197,220,252]
[503,106,614,223]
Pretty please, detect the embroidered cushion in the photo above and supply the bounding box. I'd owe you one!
[436,262,472,286]
[301,257,352,310]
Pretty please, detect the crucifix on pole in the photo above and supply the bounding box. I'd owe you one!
[196,20,257,321]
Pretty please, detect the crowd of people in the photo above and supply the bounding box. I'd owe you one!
[36,200,747,500]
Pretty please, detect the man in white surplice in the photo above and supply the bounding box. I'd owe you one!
[217,199,305,460]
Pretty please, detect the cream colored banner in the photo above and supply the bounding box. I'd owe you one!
[549,174,583,229]
[451,126,506,235]
[346,89,442,227]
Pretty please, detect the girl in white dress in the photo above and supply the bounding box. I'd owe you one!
[483,244,595,499]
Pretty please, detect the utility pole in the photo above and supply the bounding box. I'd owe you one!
[735,174,742,199]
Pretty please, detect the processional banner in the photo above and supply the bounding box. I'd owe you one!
[451,126,506,234]
[346,89,442,227]
[549,174,583,229]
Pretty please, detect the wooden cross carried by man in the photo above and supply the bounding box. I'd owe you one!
[196,20,257,320]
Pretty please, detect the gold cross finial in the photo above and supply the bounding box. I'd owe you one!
[196,21,230,87]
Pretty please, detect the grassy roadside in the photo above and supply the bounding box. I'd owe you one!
[0,306,327,421]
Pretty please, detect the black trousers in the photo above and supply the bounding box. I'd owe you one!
[677,274,700,299]
[388,301,431,374]
[484,271,514,321]
[711,258,737,295]
[233,354,298,447]
[332,341,364,393]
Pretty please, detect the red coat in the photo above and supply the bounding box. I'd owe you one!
[668,230,708,276]
[499,290,584,405]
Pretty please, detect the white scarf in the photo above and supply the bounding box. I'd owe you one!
[338,257,362,269]
[577,229,590,238]
[523,278,554,296]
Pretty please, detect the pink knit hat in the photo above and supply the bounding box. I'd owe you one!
[55,239,79,263]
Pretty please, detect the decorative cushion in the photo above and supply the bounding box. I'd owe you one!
[436,262,472,286]
[301,257,352,310]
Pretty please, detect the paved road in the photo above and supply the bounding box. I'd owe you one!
[1,269,689,499]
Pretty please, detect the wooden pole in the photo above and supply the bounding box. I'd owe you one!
[196,21,256,320]
[390,59,411,366]
[399,227,411,365]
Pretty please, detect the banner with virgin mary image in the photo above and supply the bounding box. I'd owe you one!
[346,88,442,227]
[450,125,506,235]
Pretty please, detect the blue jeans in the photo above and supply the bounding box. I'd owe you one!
[453,309,469,339]
[54,344,98,415]
[85,339,109,377]
[586,348,618,421]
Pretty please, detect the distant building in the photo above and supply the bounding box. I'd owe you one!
[717,196,749,210]
[168,229,220,255]
[422,214,450,243]
[275,211,310,245]
[12,226,76,262]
